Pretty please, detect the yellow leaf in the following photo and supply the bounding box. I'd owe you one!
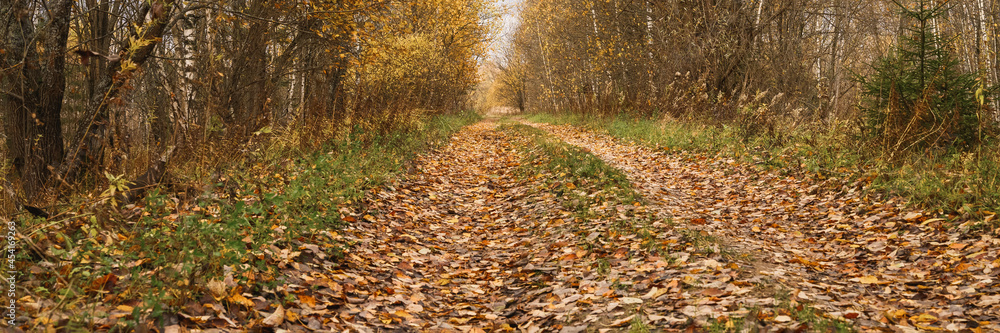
[858,275,879,284]
[116,305,134,312]
[229,293,255,307]
[394,310,413,319]
[910,313,938,323]
[285,309,300,322]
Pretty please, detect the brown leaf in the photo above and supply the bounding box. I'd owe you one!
[88,273,119,293]
[207,279,225,300]
[701,288,726,296]
[261,304,285,327]
[609,315,635,327]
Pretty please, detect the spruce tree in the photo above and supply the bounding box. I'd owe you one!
[856,0,985,154]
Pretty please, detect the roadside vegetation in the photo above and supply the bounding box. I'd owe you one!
[12,111,479,331]
[488,0,999,230]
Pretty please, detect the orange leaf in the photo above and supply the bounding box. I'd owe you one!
[298,294,317,308]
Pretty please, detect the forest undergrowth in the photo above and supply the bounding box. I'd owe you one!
[7,111,479,331]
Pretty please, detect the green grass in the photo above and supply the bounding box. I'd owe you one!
[501,123,671,278]
[504,123,642,211]
[773,290,854,333]
[705,315,746,332]
[701,291,854,333]
[526,112,1000,230]
[629,310,651,333]
[14,110,481,331]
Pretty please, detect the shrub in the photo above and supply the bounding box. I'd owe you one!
[855,0,992,157]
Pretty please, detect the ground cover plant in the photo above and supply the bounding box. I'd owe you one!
[9,111,479,331]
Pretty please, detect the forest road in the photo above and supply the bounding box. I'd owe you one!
[318,117,999,332]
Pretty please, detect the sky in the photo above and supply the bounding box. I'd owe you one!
[488,0,522,62]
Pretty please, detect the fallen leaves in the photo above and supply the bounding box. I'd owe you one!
[25,118,999,331]
[525,120,1000,332]
[301,122,779,331]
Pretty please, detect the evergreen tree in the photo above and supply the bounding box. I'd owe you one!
[856,0,988,154]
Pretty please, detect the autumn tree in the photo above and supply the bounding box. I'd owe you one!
[2,0,176,199]
[1,0,496,212]
[494,0,996,145]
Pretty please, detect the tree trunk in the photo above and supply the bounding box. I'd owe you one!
[2,0,73,200]
[62,0,178,183]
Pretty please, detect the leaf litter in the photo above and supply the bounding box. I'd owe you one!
[164,119,860,332]
[522,119,1000,332]
[24,116,994,332]
[323,121,785,332]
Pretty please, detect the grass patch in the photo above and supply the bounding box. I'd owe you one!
[772,290,854,333]
[500,123,674,275]
[11,110,481,331]
[705,315,746,332]
[702,291,854,333]
[504,123,642,212]
[526,112,1000,229]
[629,310,651,333]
